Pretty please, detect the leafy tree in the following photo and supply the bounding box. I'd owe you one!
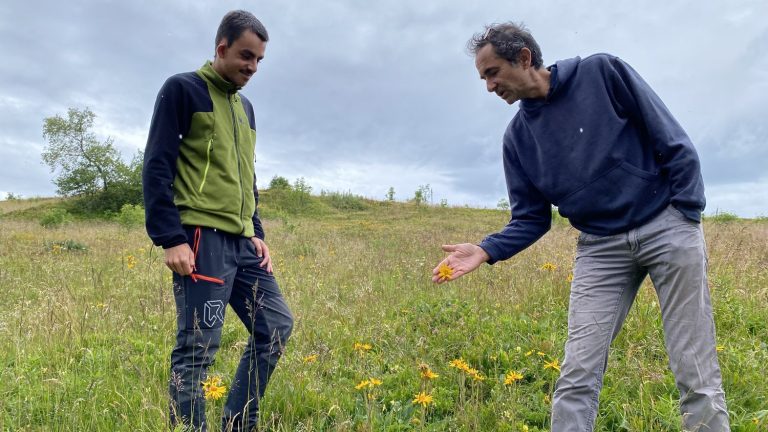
[269,175,291,190]
[42,107,125,196]
[41,107,143,215]
[413,184,432,205]
[497,198,510,211]
[386,187,395,201]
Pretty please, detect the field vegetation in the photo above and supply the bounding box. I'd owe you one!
[1,190,766,431]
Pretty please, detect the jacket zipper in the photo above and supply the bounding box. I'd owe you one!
[229,93,246,234]
[198,137,214,193]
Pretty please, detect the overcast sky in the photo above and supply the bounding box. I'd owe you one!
[1,0,766,216]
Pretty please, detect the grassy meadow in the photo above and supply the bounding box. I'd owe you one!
[1,193,767,431]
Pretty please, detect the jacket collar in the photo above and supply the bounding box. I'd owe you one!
[198,61,239,94]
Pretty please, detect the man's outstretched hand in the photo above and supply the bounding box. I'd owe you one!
[432,243,490,284]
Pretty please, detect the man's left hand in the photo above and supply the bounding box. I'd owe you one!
[251,237,273,273]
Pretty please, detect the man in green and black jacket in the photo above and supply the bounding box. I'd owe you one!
[143,10,293,432]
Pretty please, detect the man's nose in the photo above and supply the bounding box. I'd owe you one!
[485,79,496,93]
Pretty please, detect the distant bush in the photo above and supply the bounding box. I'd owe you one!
[321,190,369,211]
[40,208,72,228]
[706,212,740,223]
[268,175,291,190]
[65,180,143,217]
[46,239,89,252]
[115,204,145,228]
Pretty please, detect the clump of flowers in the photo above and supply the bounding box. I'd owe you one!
[303,354,318,363]
[353,342,373,355]
[449,358,470,372]
[419,363,439,380]
[126,254,137,270]
[201,375,226,400]
[540,262,557,271]
[504,370,524,385]
[544,358,561,372]
[412,391,433,407]
[355,378,383,390]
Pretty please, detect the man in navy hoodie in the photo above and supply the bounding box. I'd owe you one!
[432,23,729,431]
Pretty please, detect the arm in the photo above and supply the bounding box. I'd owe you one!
[250,175,273,273]
[143,77,195,274]
[478,135,552,264]
[251,175,265,240]
[609,57,705,220]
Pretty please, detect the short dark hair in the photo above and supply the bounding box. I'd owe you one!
[467,22,544,69]
[215,10,269,49]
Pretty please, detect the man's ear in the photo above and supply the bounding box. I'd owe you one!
[214,39,228,58]
[518,48,532,69]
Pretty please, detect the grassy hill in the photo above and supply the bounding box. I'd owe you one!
[1,194,766,431]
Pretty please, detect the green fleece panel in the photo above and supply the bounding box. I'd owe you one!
[173,62,256,237]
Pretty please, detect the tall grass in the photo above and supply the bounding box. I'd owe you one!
[1,198,766,431]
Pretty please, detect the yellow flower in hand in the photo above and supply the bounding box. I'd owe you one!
[437,263,453,281]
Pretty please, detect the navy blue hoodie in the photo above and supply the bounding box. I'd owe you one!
[479,54,705,264]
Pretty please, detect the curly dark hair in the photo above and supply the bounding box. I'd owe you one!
[215,10,269,49]
[467,22,543,69]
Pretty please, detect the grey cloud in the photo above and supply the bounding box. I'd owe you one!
[1,0,767,216]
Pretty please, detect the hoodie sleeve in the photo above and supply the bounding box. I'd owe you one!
[607,56,705,221]
[479,129,552,264]
[251,176,265,240]
[142,76,190,248]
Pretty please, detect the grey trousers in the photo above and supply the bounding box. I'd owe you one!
[551,205,729,432]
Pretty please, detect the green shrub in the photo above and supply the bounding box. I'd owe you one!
[268,175,291,190]
[40,208,72,228]
[321,190,369,211]
[115,204,145,228]
[45,239,89,252]
[706,211,740,223]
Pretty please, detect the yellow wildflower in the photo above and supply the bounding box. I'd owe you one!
[355,378,382,390]
[504,371,524,385]
[466,368,485,381]
[716,345,724,352]
[540,262,557,271]
[437,263,454,280]
[525,350,534,357]
[412,391,434,407]
[537,351,546,357]
[544,359,561,371]
[201,375,226,401]
[419,363,439,380]
[303,354,318,363]
[567,273,574,282]
[126,254,137,270]
[449,358,470,372]
[353,342,373,354]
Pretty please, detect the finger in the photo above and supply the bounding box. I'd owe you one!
[260,252,271,269]
[441,244,457,253]
[254,241,263,257]
[432,258,450,275]
[185,250,196,275]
